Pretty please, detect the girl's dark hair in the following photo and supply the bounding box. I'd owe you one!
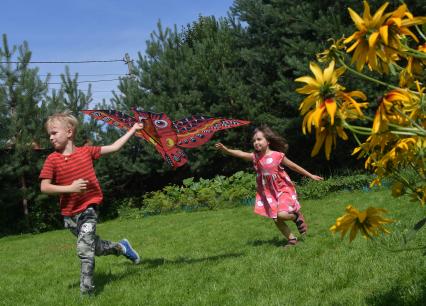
[253,125,289,153]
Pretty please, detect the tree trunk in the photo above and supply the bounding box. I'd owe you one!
[20,175,28,216]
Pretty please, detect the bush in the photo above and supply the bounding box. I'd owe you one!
[117,171,378,219]
[297,173,374,200]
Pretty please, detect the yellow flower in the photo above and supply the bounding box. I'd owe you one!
[399,43,426,88]
[296,61,367,159]
[309,125,348,160]
[316,38,346,63]
[330,205,394,242]
[296,61,345,119]
[344,1,426,73]
[372,89,420,133]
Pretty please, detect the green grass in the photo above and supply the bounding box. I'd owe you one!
[1,189,425,305]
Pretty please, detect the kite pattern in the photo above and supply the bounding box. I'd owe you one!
[82,109,250,168]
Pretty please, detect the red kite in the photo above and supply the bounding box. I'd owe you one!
[82,109,250,168]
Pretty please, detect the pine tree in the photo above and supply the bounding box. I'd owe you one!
[228,0,426,173]
[0,34,49,231]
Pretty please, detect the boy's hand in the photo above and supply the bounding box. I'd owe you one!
[70,178,89,193]
[131,122,144,132]
[100,122,144,155]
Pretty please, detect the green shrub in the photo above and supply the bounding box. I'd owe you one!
[117,171,379,219]
[297,173,374,200]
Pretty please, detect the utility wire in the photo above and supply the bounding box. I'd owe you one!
[43,73,126,77]
[0,59,125,64]
[0,77,126,87]
[0,73,129,79]
[47,78,121,85]
[48,89,117,93]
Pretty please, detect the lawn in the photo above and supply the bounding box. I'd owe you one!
[1,189,425,305]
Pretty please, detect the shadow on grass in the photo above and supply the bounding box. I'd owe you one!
[365,276,426,306]
[69,252,244,295]
[247,236,283,247]
[68,265,140,296]
[142,252,244,269]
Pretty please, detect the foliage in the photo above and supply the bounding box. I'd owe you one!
[0,34,51,233]
[3,0,426,235]
[295,1,426,240]
[118,171,256,218]
[111,1,402,181]
[297,172,373,200]
[0,34,96,234]
[117,171,373,219]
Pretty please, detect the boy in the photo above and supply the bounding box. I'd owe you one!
[39,111,143,295]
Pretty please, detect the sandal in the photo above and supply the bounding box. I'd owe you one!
[283,238,298,248]
[293,210,308,235]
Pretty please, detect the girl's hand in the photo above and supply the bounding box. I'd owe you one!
[215,142,228,152]
[310,175,324,181]
[215,143,252,161]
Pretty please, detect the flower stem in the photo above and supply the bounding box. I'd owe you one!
[415,25,426,41]
[336,56,399,90]
[392,107,426,133]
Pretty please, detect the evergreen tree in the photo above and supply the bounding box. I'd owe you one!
[0,34,49,232]
[0,34,98,233]
[109,17,256,183]
[228,0,426,174]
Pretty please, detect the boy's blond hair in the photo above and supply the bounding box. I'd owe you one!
[45,111,79,138]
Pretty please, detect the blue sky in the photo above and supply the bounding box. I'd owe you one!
[1,0,235,102]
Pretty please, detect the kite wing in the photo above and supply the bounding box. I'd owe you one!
[82,109,136,130]
[81,110,249,168]
[132,110,188,168]
[173,115,250,148]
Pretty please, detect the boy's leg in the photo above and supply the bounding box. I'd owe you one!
[95,238,140,264]
[90,208,141,264]
[64,215,94,294]
[94,238,122,256]
[76,207,98,294]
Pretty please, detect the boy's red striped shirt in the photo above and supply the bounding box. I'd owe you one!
[39,146,103,216]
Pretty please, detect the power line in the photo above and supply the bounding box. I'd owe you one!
[0,54,136,88]
[42,73,127,77]
[0,73,129,79]
[47,78,121,85]
[47,88,115,92]
[0,77,125,87]
[0,59,125,64]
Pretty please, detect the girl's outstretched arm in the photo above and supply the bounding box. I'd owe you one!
[215,142,253,162]
[281,156,323,180]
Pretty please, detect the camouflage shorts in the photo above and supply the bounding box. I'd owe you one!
[64,206,122,294]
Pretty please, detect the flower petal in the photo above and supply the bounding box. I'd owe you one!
[309,62,324,83]
[379,25,389,45]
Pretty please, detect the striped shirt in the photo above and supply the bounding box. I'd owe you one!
[39,146,103,216]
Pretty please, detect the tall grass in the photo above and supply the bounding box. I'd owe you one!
[0,189,425,305]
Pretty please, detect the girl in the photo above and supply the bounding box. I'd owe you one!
[215,126,323,248]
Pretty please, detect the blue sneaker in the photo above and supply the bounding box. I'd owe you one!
[118,239,140,264]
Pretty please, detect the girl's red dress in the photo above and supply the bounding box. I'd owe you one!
[252,151,301,218]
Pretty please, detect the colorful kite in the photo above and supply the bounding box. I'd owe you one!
[82,109,250,168]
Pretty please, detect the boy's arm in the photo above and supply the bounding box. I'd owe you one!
[215,142,253,162]
[281,156,323,180]
[40,178,89,195]
[100,123,144,155]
